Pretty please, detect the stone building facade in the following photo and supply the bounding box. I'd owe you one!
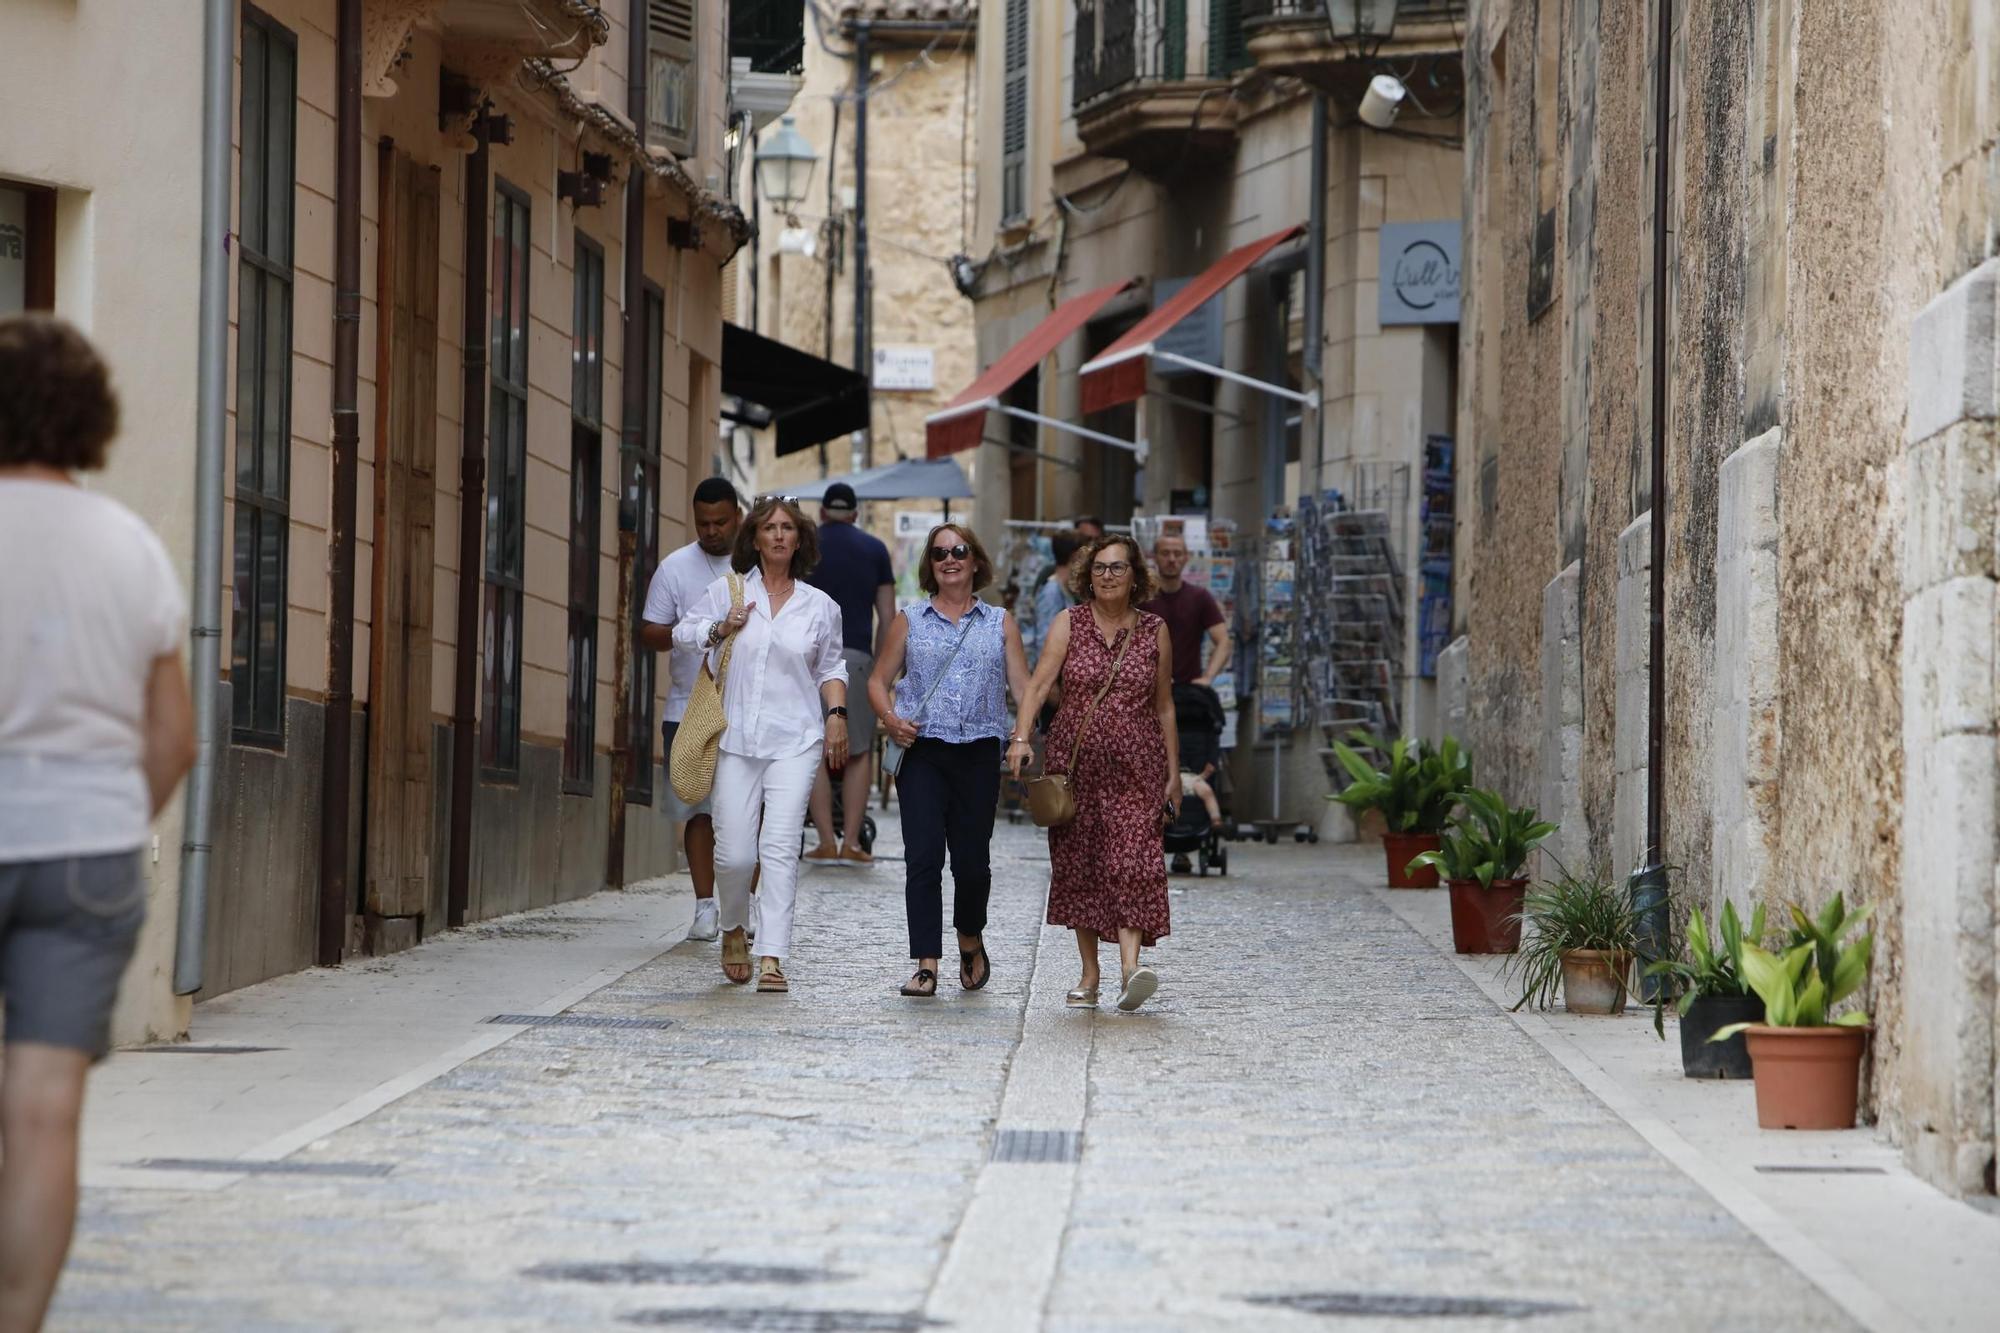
[961,1,1467,822]
[0,0,745,1042]
[743,0,981,528]
[1452,0,2000,1198]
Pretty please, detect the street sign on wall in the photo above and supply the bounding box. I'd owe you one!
[1379,221,1462,325]
[873,344,935,391]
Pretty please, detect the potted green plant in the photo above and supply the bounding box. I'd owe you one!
[1711,894,1875,1130]
[1505,866,1640,1014]
[1331,733,1471,889]
[1408,789,1557,954]
[1645,900,1769,1078]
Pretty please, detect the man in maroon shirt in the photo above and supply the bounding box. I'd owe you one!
[1142,532,1230,686]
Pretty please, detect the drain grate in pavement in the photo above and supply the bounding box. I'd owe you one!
[486,1013,673,1030]
[131,1044,283,1054]
[989,1129,1081,1164]
[1245,1292,1585,1319]
[135,1158,393,1178]
[622,1312,938,1331]
[1753,1164,1887,1175]
[525,1261,842,1286]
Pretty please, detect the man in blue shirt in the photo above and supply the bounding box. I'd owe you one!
[804,483,895,863]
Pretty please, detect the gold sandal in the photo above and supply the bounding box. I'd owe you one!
[1065,986,1099,1008]
[721,928,751,985]
[756,957,789,993]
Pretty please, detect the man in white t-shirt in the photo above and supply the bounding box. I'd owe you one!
[0,316,196,1332]
[640,477,743,941]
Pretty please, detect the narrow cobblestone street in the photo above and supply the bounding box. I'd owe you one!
[48,823,1871,1331]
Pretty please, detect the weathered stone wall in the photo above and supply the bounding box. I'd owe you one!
[1710,427,1781,924]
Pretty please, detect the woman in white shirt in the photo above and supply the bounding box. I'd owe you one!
[674,497,849,992]
[0,316,195,1331]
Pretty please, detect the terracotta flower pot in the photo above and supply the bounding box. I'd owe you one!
[1559,949,1632,1014]
[1680,995,1762,1079]
[1744,1025,1871,1130]
[1446,878,1527,954]
[1383,832,1441,888]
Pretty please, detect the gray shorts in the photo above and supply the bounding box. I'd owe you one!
[1,852,147,1060]
[841,649,877,751]
[660,720,715,822]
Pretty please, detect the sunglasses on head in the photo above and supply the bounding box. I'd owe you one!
[929,543,971,563]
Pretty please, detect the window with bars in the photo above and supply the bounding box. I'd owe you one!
[1001,0,1030,224]
[627,286,666,805]
[646,0,698,157]
[564,235,606,792]
[482,181,531,777]
[232,6,297,748]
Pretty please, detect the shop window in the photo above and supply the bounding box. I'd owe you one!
[231,7,297,747]
[482,181,531,777]
[564,235,606,792]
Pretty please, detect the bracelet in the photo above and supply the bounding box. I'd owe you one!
[705,622,723,647]
[825,705,848,719]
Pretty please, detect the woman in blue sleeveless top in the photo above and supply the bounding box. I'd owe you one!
[868,524,1031,997]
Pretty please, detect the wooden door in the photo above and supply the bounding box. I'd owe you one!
[366,148,440,923]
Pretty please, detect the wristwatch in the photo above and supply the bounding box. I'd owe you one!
[824,705,849,720]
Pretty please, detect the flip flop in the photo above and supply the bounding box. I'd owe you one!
[959,941,991,991]
[900,968,938,998]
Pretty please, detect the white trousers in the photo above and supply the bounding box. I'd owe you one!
[712,746,822,961]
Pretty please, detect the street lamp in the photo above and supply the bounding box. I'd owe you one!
[752,115,818,218]
[1325,0,1399,45]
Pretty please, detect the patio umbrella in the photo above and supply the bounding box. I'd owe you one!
[789,457,974,508]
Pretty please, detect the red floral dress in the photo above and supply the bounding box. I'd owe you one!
[1045,607,1171,945]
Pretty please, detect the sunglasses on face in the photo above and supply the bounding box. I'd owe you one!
[929,543,971,563]
[1091,561,1131,577]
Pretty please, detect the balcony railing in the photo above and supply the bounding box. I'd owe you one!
[1242,0,1466,23]
[1074,1,1249,110]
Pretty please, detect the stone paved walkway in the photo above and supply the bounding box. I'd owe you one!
[53,821,1855,1331]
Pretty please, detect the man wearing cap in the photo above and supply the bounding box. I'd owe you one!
[805,482,895,864]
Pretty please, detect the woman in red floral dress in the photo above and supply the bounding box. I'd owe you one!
[1009,535,1180,1011]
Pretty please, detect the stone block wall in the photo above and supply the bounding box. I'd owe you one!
[1896,260,2000,1197]
[1540,562,1585,874]
[1710,428,1781,921]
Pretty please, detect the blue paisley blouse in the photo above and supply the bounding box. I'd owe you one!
[893,600,1011,744]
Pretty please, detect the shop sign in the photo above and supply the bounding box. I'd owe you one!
[1152,276,1224,375]
[1379,221,1461,325]
[873,344,935,391]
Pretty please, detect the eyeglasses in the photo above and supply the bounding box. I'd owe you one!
[929,543,971,563]
[1090,561,1131,578]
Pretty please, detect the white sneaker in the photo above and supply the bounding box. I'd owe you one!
[689,898,720,942]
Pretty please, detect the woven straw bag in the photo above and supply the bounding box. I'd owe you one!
[669,573,744,804]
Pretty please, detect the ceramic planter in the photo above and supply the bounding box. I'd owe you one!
[1383,832,1441,888]
[1679,994,1762,1079]
[1446,878,1527,954]
[1744,1025,1871,1129]
[1559,950,1632,1014]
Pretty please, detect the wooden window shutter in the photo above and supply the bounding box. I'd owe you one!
[647,0,698,157]
[1001,0,1029,223]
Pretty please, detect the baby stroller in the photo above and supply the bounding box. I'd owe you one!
[1165,683,1228,876]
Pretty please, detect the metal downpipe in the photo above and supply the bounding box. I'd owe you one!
[447,119,489,931]
[175,0,236,996]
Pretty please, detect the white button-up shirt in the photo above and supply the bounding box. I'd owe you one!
[642,540,735,723]
[673,568,848,760]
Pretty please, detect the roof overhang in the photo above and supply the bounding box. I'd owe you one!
[722,323,871,456]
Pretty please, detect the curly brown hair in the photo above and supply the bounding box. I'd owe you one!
[1067,534,1155,605]
[916,523,994,595]
[732,496,820,578]
[0,315,120,471]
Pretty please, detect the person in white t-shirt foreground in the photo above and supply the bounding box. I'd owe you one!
[640,477,745,943]
[674,497,848,993]
[0,316,196,1332]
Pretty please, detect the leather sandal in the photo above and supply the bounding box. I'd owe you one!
[900,968,938,998]
[756,957,789,993]
[959,940,991,992]
[720,928,751,985]
[1065,986,1100,1008]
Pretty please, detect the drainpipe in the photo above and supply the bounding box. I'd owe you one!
[851,18,871,472]
[1634,0,1675,994]
[447,119,489,931]
[319,0,362,967]
[607,6,649,890]
[175,0,236,996]
[1304,92,1328,505]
